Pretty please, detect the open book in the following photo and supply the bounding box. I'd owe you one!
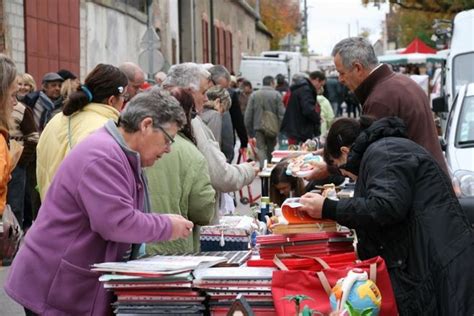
[267,198,337,234]
[92,255,228,276]
[280,197,318,224]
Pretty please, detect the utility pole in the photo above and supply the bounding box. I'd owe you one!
[302,0,308,54]
[210,0,215,64]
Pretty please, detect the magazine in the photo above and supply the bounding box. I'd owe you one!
[92,255,227,276]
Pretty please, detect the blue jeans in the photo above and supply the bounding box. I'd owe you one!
[7,166,27,226]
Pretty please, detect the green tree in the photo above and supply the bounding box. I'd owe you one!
[397,8,453,47]
[367,1,463,48]
[362,0,474,14]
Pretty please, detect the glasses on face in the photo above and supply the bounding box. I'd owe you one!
[156,126,175,146]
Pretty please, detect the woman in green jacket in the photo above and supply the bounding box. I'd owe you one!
[146,87,216,254]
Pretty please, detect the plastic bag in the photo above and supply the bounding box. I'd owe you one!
[1,205,23,265]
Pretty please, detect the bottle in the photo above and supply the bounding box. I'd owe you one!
[260,196,270,221]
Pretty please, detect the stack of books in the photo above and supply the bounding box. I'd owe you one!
[93,255,228,315]
[256,232,354,260]
[193,267,276,315]
[101,272,204,315]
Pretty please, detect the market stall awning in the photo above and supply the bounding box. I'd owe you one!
[401,37,436,54]
[378,53,445,65]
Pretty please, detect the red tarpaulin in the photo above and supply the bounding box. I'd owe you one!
[401,37,436,54]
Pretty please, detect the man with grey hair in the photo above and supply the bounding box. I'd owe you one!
[209,65,249,162]
[119,62,145,101]
[330,36,447,174]
[5,88,194,315]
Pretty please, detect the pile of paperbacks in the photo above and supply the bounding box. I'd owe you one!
[193,266,276,315]
[256,232,354,260]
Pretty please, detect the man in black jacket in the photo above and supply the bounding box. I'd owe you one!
[300,117,474,315]
[280,72,321,144]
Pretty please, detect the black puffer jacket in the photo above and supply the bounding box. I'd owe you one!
[323,117,474,315]
[280,78,320,142]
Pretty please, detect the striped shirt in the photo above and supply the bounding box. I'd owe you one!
[10,102,39,166]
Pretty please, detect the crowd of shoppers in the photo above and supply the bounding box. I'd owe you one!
[0,35,472,315]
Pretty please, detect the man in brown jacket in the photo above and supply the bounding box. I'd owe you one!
[330,37,448,175]
[307,37,448,180]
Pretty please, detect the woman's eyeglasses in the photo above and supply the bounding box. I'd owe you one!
[156,126,175,145]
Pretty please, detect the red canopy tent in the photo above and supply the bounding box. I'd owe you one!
[401,37,436,54]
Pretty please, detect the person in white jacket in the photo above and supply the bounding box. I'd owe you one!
[163,63,258,221]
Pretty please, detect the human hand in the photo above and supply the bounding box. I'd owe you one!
[313,148,324,155]
[167,214,194,240]
[304,160,330,181]
[299,192,325,219]
[248,161,260,176]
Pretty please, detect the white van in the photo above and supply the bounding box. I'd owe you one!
[443,83,474,197]
[260,51,302,80]
[433,9,474,125]
[239,56,289,90]
[445,9,474,109]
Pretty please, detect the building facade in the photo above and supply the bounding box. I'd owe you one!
[0,0,271,85]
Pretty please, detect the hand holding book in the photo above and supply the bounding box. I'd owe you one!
[299,192,325,219]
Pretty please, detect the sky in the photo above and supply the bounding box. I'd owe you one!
[307,0,390,56]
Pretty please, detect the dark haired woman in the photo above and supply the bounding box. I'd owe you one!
[36,64,128,200]
[145,87,216,255]
[269,158,306,206]
[299,116,474,315]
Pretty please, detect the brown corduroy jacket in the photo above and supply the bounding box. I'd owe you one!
[355,64,448,175]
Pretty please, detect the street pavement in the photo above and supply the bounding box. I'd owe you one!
[0,266,23,315]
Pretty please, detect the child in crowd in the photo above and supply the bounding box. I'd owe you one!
[269,159,306,206]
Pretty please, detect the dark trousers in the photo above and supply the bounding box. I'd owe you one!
[7,166,26,226]
[255,131,277,167]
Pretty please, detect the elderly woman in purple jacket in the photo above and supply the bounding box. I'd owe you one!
[5,88,194,315]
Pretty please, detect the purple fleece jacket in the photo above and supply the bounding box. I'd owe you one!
[5,123,172,315]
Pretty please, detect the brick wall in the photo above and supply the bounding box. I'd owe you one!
[80,0,86,80]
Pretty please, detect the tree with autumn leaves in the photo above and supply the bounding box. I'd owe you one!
[257,0,301,50]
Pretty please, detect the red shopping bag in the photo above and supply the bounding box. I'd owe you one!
[272,256,398,316]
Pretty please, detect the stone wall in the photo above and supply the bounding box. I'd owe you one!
[84,1,147,73]
[2,0,25,73]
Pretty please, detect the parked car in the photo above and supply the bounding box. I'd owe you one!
[443,83,474,197]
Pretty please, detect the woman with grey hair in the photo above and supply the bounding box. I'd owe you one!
[163,62,211,110]
[201,85,231,144]
[164,63,257,222]
[5,88,194,315]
